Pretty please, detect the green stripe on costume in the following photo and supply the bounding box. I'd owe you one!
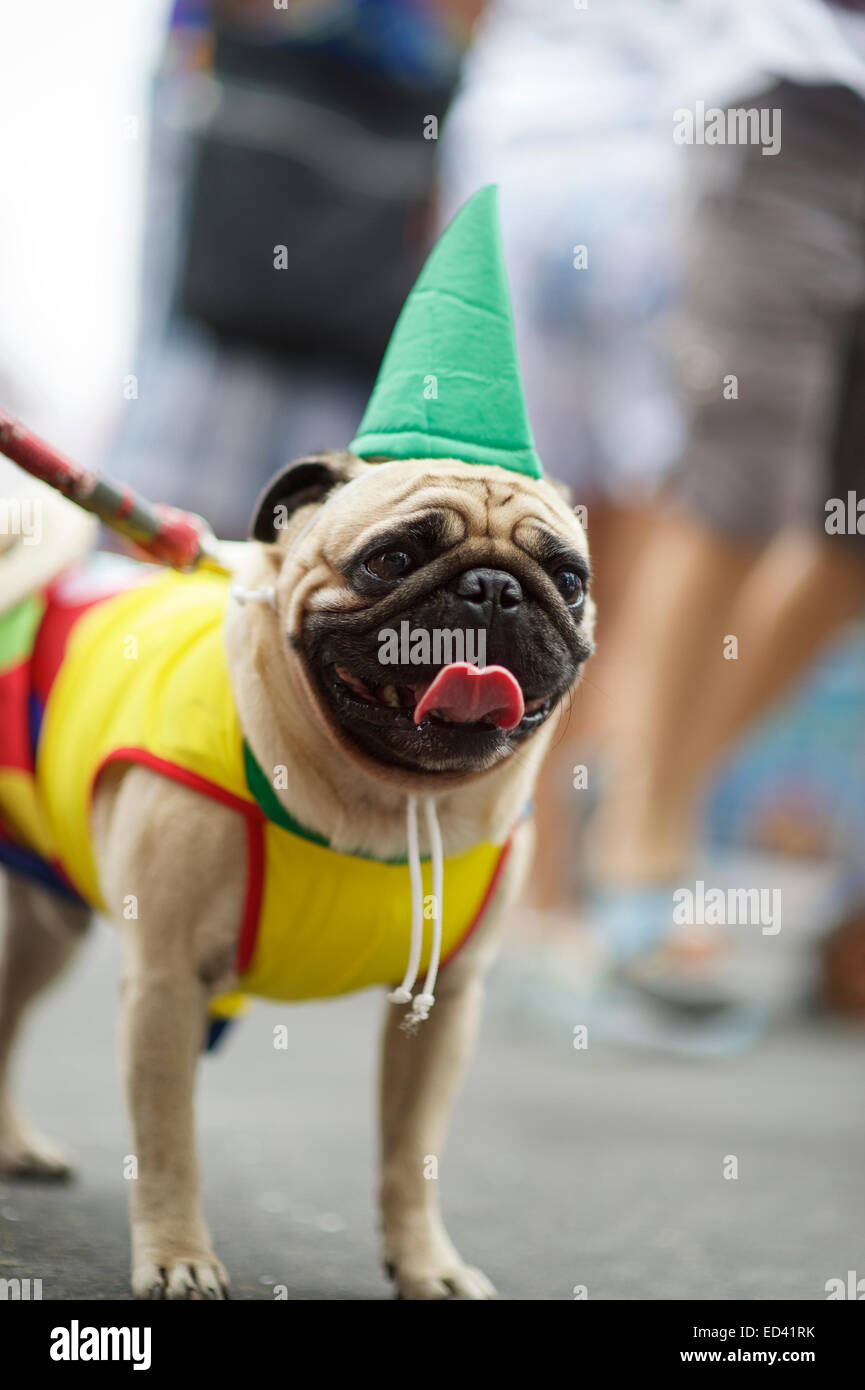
[242,742,418,865]
[0,595,45,671]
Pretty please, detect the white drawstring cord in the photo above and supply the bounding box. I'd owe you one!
[388,794,443,1024]
[388,794,424,1006]
[230,582,276,608]
[408,797,443,1023]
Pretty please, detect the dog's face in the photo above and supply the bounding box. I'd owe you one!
[252,453,594,779]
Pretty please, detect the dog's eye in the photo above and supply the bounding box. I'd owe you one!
[556,569,584,606]
[365,549,414,581]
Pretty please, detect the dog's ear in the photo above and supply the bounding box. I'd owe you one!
[251,452,362,542]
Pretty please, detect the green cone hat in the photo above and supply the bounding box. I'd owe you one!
[349,185,543,478]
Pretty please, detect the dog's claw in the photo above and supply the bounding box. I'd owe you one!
[387,1261,496,1301]
[133,1254,230,1301]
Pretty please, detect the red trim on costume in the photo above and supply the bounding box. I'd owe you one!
[31,587,116,705]
[238,816,265,973]
[82,746,517,995]
[92,747,265,976]
[97,747,257,818]
[0,662,32,771]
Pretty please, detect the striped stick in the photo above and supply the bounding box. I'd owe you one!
[0,406,228,573]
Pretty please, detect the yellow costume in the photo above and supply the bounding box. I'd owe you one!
[6,568,510,1017]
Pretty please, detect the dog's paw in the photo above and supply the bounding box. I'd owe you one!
[0,1123,72,1181]
[133,1253,230,1300]
[387,1259,496,1301]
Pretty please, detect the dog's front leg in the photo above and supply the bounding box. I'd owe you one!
[96,769,242,1300]
[122,963,229,1300]
[379,964,495,1300]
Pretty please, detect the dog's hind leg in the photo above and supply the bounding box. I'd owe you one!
[0,872,91,1178]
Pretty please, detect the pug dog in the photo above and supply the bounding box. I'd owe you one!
[0,451,593,1300]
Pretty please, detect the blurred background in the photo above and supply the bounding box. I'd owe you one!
[2,0,865,1299]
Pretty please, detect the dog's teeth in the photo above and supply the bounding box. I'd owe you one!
[380,684,400,708]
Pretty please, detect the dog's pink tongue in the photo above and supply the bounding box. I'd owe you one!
[413,663,524,730]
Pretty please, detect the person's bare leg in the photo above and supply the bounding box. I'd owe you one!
[689,531,865,780]
[596,525,865,890]
[593,513,756,885]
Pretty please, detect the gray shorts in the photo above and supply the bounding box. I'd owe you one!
[672,81,865,546]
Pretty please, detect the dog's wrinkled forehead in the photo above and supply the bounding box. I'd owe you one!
[298,459,587,568]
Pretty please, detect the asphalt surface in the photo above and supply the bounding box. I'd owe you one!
[1,915,863,1301]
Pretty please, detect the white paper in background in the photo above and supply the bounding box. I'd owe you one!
[0,0,171,462]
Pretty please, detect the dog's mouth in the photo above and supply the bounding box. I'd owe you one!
[304,601,573,771]
[324,660,554,742]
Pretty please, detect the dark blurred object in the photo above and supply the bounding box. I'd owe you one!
[821,907,865,1019]
[178,25,457,369]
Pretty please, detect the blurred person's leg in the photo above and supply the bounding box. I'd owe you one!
[593,514,757,885]
[593,81,865,929]
[692,307,865,1014]
[596,524,865,884]
[686,530,865,783]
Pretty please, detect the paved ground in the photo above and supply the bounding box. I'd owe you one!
[1,914,863,1301]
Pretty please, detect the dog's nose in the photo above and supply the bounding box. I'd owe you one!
[452,567,523,613]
